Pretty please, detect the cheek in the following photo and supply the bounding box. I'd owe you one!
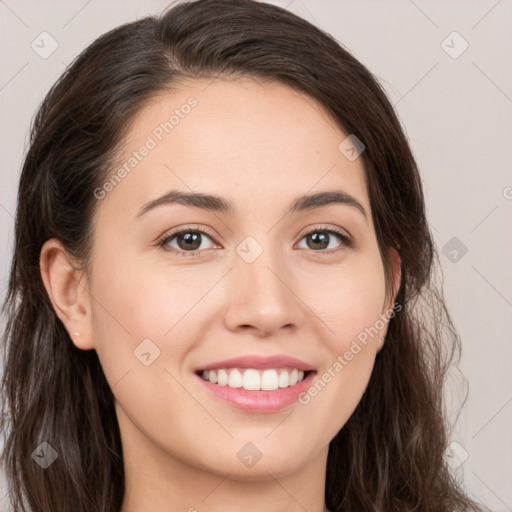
[90,250,202,337]
[297,254,387,350]
[88,248,236,406]
[85,234,389,474]
[87,251,198,387]
[293,254,387,426]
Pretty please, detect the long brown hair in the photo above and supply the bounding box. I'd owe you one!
[1,1,489,510]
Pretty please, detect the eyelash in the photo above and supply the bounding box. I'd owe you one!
[156,224,353,257]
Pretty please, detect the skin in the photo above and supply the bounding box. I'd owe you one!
[40,78,400,512]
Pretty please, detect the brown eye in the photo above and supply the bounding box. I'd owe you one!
[173,232,203,251]
[297,226,353,252]
[158,227,218,256]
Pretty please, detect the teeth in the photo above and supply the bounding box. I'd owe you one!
[217,369,229,386]
[243,369,260,390]
[278,370,289,388]
[228,368,243,388]
[261,369,279,390]
[200,367,307,390]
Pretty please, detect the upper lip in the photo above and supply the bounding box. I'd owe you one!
[197,355,316,372]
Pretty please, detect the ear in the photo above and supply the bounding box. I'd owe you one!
[376,246,401,352]
[387,246,402,306]
[40,238,94,350]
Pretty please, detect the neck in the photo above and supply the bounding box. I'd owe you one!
[119,416,331,512]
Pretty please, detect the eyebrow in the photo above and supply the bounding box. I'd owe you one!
[134,189,368,221]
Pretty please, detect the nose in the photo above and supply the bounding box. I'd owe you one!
[222,241,303,338]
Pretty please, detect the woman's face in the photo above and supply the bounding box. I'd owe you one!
[82,78,399,480]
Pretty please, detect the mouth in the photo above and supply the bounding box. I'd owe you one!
[195,367,314,391]
[193,355,317,412]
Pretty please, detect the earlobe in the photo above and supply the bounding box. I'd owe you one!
[377,246,402,353]
[39,238,94,350]
[390,246,402,302]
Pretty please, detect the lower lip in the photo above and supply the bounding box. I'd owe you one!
[195,371,316,413]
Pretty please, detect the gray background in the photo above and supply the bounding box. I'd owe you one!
[1,1,511,510]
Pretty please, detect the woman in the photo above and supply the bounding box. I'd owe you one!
[0,1,489,511]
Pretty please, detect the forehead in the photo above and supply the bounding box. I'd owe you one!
[97,78,370,223]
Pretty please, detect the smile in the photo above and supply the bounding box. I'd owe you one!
[199,367,308,390]
[194,355,317,412]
